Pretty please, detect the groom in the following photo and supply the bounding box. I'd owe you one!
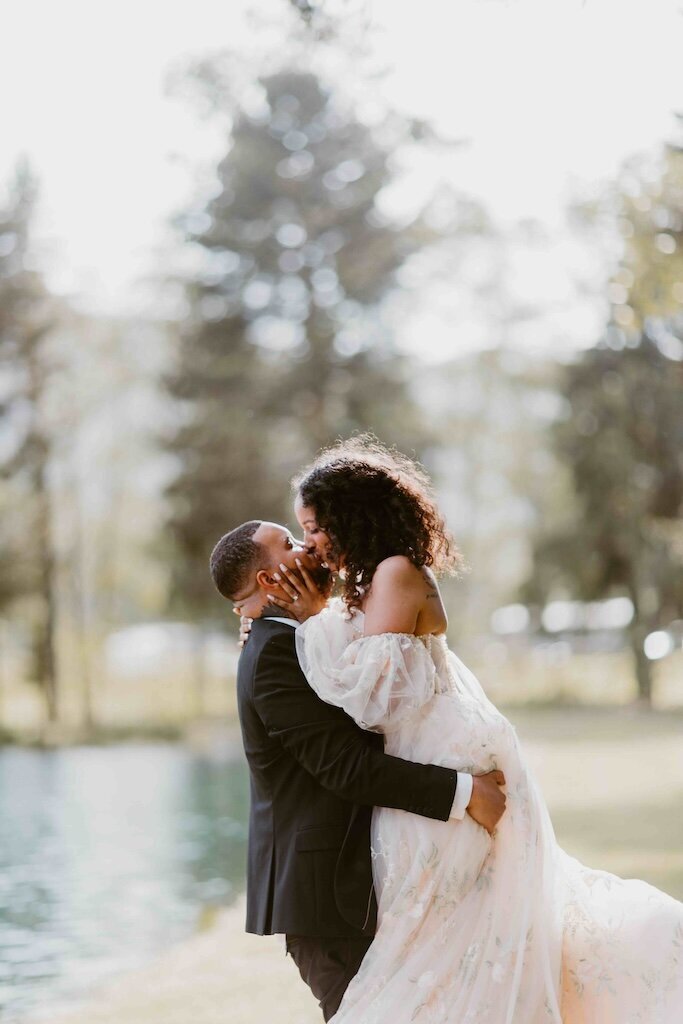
[210,520,506,1021]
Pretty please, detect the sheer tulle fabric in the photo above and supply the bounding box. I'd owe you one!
[296,602,437,732]
[296,599,683,1024]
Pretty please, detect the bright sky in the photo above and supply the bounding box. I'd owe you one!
[2,0,682,358]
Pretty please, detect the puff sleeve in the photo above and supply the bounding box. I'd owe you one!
[296,600,436,733]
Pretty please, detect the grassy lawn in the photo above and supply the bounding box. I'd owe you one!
[505,704,683,900]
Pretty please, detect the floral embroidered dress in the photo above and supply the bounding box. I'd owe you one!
[296,599,683,1024]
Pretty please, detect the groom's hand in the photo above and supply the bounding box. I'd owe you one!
[467,769,506,835]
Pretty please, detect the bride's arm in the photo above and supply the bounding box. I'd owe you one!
[362,556,425,635]
[293,560,438,733]
[365,560,507,829]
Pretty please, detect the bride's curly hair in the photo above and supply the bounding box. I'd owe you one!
[293,435,463,611]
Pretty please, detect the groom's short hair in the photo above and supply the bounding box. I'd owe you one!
[209,520,266,600]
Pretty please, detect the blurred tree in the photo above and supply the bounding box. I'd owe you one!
[526,139,683,703]
[0,160,60,721]
[165,67,436,624]
[285,0,366,40]
[287,0,323,26]
[415,348,567,650]
[610,124,683,332]
[46,311,174,728]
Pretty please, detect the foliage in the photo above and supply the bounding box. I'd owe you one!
[525,139,683,702]
[0,159,59,716]
[414,348,567,647]
[612,132,683,331]
[164,66,437,618]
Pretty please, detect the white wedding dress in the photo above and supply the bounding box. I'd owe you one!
[296,599,683,1024]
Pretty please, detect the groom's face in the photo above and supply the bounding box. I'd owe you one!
[232,522,328,617]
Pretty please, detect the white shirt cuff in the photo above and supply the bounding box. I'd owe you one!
[449,772,473,820]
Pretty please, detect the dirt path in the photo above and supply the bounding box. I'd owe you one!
[33,899,318,1024]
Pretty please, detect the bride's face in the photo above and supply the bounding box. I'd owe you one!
[294,492,342,572]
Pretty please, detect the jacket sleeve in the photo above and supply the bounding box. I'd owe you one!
[251,631,458,821]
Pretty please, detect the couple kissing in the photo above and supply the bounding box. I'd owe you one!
[210,436,683,1024]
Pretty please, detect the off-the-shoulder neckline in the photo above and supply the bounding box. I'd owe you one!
[347,606,446,642]
[352,631,445,642]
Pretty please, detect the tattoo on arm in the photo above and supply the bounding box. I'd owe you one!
[426,583,439,601]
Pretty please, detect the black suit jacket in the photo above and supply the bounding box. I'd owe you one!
[237,616,460,938]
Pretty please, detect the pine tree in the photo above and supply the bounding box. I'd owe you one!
[165,68,430,620]
[0,160,60,720]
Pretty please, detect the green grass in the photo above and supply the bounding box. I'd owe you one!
[504,704,683,900]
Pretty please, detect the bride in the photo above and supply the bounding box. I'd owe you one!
[268,436,683,1023]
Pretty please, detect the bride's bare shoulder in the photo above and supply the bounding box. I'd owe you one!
[368,559,447,634]
[371,556,424,590]
[362,557,425,633]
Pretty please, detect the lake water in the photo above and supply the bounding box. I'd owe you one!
[0,743,249,1022]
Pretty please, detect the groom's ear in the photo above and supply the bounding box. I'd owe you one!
[255,568,278,591]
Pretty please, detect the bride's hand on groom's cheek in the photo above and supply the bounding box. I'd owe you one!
[272,560,329,622]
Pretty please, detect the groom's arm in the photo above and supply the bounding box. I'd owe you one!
[251,631,458,821]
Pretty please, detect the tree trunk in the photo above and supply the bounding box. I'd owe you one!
[74,462,94,731]
[628,622,652,706]
[626,555,658,707]
[35,453,59,723]
[0,619,7,730]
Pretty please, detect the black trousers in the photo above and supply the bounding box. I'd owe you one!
[285,934,373,1021]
